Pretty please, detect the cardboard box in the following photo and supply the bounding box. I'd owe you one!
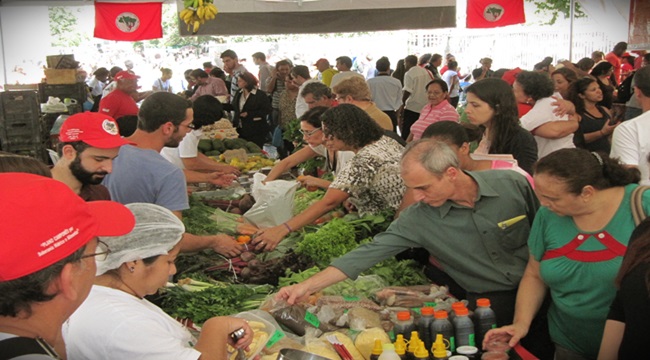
[44,69,78,85]
[46,54,78,69]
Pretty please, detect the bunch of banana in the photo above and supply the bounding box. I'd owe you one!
[179,0,219,34]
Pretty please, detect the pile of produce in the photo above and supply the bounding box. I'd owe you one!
[160,274,273,324]
[201,118,239,139]
[197,137,262,157]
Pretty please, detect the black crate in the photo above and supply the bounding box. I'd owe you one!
[0,142,47,163]
[0,91,40,122]
[38,83,87,106]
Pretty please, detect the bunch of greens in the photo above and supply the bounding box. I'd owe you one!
[364,258,429,286]
[181,196,239,235]
[296,218,358,268]
[278,266,321,287]
[160,275,273,324]
[321,275,388,298]
[293,187,326,215]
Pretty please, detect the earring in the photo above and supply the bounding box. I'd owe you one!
[129,267,135,273]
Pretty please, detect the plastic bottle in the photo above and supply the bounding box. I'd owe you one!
[405,332,420,360]
[394,311,416,341]
[452,307,475,348]
[431,334,449,360]
[413,339,430,360]
[394,334,408,352]
[370,339,383,360]
[394,340,408,360]
[431,310,456,353]
[378,344,402,360]
[417,307,435,351]
[448,302,466,322]
[474,298,497,348]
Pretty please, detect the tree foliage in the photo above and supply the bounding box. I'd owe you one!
[526,0,586,25]
[48,7,86,47]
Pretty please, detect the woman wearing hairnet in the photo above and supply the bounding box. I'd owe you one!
[63,203,253,359]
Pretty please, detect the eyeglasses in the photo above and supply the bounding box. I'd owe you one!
[179,123,196,130]
[80,240,111,261]
[299,128,321,137]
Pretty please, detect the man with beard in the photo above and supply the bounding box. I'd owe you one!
[52,112,132,201]
[103,92,245,258]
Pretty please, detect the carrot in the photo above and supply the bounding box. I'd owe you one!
[237,235,251,244]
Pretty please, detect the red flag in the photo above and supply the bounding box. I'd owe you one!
[466,0,526,28]
[94,1,162,41]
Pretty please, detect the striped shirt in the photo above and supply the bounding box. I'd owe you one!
[409,100,459,141]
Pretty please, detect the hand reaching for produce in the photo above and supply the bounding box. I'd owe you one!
[297,175,327,191]
[217,164,241,176]
[275,282,312,305]
[211,234,244,258]
[482,323,528,350]
[252,225,289,252]
[208,173,237,187]
[236,222,258,235]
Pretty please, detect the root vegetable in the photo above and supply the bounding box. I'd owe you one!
[240,251,256,262]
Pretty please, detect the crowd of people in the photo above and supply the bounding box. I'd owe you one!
[1,40,649,359]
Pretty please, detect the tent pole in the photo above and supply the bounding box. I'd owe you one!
[569,0,575,62]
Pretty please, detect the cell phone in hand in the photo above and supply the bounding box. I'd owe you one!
[608,118,618,126]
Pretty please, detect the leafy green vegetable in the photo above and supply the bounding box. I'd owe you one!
[182,196,239,235]
[364,258,429,286]
[278,266,321,287]
[160,276,273,324]
[296,218,357,268]
[322,275,388,298]
[293,187,326,215]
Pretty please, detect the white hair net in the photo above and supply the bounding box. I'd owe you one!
[96,203,185,275]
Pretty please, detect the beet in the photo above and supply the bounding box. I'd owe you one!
[240,251,256,262]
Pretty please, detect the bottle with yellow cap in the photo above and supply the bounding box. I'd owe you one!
[405,331,420,360]
[370,339,383,360]
[431,334,449,360]
[413,339,430,360]
[394,339,407,360]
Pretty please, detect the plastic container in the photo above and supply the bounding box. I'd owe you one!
[378,344,402,360]
[413,339,430,360]
[233,311,276,360]
[452,308,475,348]
[405,332,420,360]
[370,339,383,360]
[417,307,435,352]
[394,340,407,360]
[394,311,415,341]
[483,340,510,353]
[448,302,466,322]
[449,356,469,360]
[431,334,449,360]
[474,298,497,348]
[455,346,479,360]
[431,310,456,353]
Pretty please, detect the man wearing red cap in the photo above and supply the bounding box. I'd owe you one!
[52,112,132,201]
[314,58,337,87]
[98,70,140,120]
[0,173,134,358]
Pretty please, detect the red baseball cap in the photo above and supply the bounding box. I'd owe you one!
[114,70,139,81]
[59,112,133,148]
[501,67,522,86]
[313,58,329,66]
[0,173,136,281]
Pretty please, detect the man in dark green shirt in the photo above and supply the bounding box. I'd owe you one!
[277,139,539,320]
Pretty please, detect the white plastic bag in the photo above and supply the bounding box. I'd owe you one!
[244,173,299,228]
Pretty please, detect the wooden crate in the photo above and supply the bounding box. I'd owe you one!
[44,69,78,85]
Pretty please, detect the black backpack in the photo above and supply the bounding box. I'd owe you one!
[617,71,635,103]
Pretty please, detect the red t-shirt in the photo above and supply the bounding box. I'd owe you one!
[98,89,139,120]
